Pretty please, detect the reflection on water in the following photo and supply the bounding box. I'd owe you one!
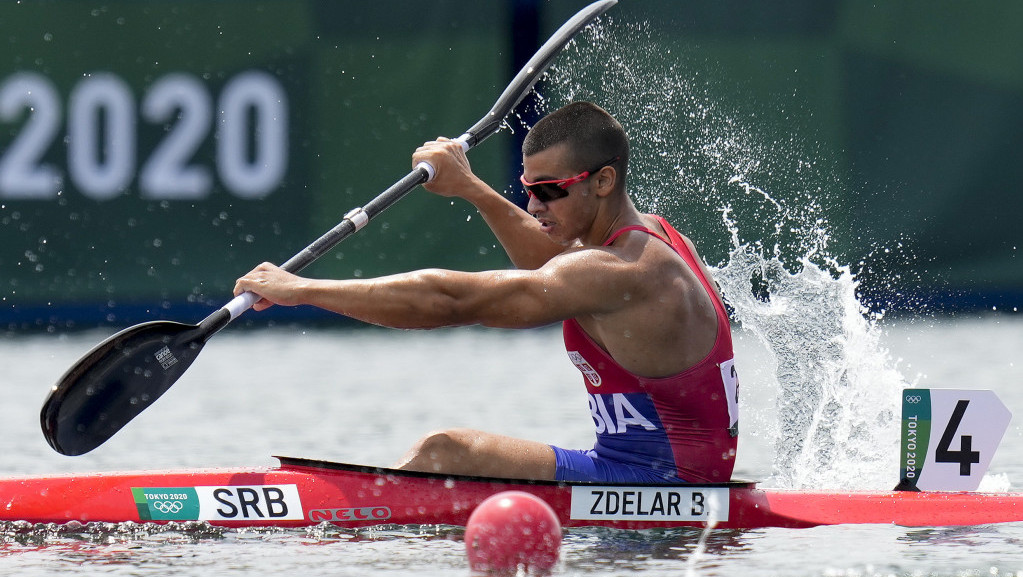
[0,521,469,573]
[5,518,1023,577]
[562,527,751,571]
[0,520,226,554]
[899,524,1023,552]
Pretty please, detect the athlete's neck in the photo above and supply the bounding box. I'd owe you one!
[588,195,648,246]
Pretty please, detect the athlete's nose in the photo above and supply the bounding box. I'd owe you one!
[526,192,545,215]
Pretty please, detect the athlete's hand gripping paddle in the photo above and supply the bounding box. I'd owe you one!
[40,0,617,456]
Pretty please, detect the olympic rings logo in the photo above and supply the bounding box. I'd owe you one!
[905,395,923,404]
[153,500,184,514]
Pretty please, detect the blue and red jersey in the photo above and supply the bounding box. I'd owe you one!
[562,215,738,483]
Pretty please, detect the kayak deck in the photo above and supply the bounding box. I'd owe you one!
[0,456,1020,529]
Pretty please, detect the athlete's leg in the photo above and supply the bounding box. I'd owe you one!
[393,428,556,480]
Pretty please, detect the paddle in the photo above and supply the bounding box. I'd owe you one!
[40,0,617,456]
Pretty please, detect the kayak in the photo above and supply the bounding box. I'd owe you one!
[2,456,1022,529]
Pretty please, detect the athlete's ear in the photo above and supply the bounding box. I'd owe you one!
[594,166,617,198]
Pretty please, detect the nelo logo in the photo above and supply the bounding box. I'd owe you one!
[308,506,392,523]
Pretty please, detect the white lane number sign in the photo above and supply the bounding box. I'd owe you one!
[899,389,1011,491]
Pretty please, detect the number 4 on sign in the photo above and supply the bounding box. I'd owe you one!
[898,389,1012,492]
[935,400,980,476]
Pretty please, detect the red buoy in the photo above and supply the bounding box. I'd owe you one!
[464,491,562,574]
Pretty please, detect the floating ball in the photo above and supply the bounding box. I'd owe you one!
[465,491,562,574]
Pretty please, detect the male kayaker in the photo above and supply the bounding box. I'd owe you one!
[234,101,739,483]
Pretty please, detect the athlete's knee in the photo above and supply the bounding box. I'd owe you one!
[415,428,473,453]
[409,429,476,466]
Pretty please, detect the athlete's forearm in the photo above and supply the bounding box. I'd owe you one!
[462,186,564,270]
[235,263,470,328]
[414,139,563,269]
[302,266,573,330]
[299,270,488,329]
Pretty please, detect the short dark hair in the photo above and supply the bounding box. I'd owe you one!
[522,101,629,190]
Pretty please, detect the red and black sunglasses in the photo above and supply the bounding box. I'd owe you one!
[519,156,620,203]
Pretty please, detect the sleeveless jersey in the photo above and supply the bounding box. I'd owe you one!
[562,215,739,483]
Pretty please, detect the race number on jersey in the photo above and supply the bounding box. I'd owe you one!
[898,389,1011,491]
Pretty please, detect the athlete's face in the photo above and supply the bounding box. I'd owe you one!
[522,143,600,245]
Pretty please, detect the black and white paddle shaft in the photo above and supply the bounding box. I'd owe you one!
[41,0,617,456]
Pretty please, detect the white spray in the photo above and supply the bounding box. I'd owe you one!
[543,19,909,490]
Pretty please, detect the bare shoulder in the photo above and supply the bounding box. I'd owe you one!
[643,215,720,286]
[540,232,686,311]
[540,239,655,282]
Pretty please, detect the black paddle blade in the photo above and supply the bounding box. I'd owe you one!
[41,321,208,455]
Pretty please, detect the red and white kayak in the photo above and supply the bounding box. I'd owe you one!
[2,456,1022,529]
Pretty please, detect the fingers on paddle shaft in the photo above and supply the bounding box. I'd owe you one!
[41,321,207,455]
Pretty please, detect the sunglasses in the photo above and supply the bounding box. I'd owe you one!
[519,156,620,203]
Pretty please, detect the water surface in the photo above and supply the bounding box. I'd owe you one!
[1,317,1021,575]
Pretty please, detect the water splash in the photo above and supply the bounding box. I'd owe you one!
[713,242,906,488]
[546,19,910,489]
